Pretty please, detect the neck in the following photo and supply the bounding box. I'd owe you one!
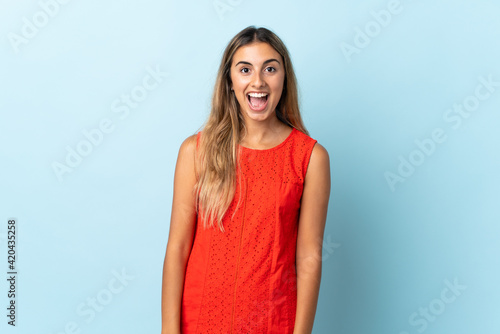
[241,113,286,139]
[238,111,293,148]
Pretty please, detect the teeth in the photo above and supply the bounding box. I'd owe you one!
[248,92,268,98]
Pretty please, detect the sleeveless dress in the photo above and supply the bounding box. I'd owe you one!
[181,127,317,334]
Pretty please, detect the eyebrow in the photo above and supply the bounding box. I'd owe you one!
[234,58,281,67]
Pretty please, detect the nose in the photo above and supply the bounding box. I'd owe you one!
[251,71,265,88]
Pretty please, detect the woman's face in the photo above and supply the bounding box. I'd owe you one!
[230,42,285,123]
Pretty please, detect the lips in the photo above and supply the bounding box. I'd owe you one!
[247,92,269,99]
[247,93,269,111]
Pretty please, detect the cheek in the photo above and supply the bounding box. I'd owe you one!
[237,92,247,104]
[233,90,247,107]
[231,79,245,93]
[271,76,285,95]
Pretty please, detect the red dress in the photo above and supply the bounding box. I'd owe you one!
[181,127,317,333]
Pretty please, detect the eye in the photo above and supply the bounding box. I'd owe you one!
[265,67,276,73]
[240,67,250,74]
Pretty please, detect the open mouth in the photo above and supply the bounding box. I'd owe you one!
[247,93,269,111]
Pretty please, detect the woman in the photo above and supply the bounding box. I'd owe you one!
[161,26,330,334]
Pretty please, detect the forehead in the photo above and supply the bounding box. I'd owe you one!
[232,42,282,65]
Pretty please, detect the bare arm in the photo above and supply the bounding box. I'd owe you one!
[161,134,199,334]
[293,143,331,334]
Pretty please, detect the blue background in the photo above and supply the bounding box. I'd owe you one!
[1,0,499,333]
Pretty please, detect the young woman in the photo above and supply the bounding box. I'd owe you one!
[161,26,331,334]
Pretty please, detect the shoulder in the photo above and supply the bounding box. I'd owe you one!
[310,142,329,162]
[178,133,199,155]
[294,129,328,161]
[177,133,201,180]
[294,128,318,147]
[307,142,330,179]
[175,133,199,168]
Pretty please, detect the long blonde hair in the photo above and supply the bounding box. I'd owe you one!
[194,25,309,232]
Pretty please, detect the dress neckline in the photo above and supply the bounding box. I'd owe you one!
[239,127,296,152]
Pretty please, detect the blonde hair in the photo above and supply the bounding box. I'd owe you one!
[194,25,309,232]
